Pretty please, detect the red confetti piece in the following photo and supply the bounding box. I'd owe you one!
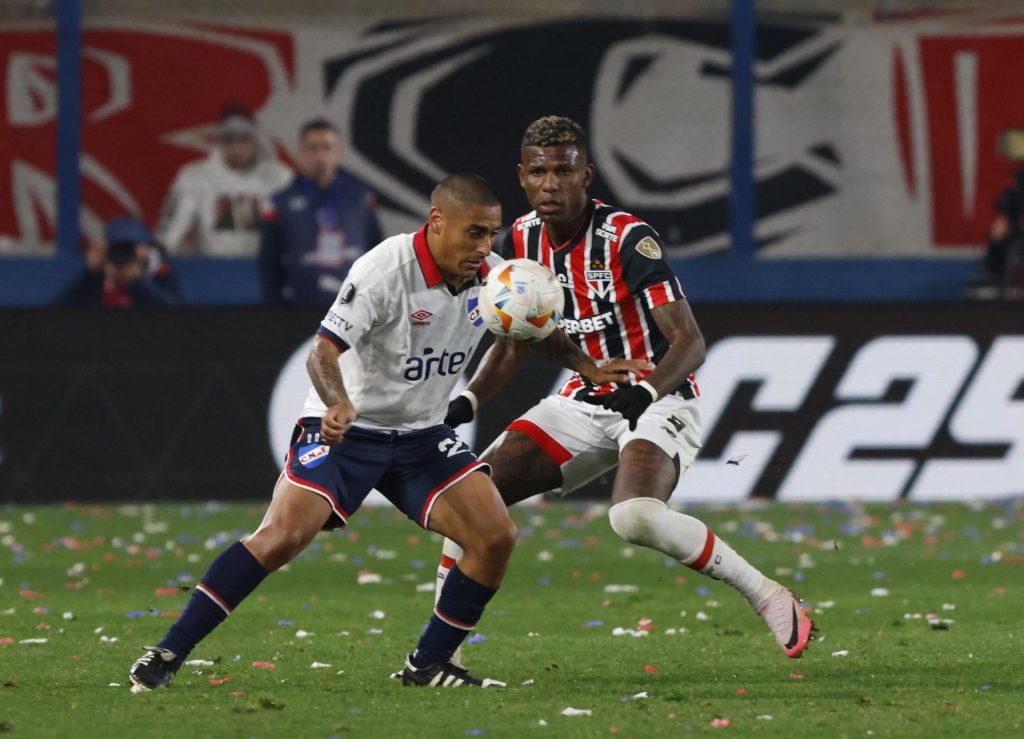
[155,588,179,596]
[711,717,732,728]
[209,676,232,685]
[251,661,276,670]
[951,570,966,580]
[229,690,243,697]
[789,673,804,680]
[19,590,44,599]
[736,687,747,696]
[0,637,14,644]
[644,665,658,673]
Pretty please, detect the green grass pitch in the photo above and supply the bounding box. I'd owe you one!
[1,498,1022,737]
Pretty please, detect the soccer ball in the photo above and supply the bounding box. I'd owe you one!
[478,258,564,342]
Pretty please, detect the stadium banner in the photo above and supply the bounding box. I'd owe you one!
[3,8,1024,258]
[1,305,1020,504]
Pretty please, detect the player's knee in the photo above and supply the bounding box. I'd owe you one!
[608,497,668,549]
[476,516,517,563]
[245,526,308,572]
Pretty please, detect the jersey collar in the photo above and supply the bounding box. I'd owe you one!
[413,224,445,288]
[545,199,596,253]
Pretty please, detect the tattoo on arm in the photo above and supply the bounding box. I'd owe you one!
[307,336,350,407]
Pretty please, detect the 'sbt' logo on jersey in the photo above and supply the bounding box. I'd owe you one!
[467,297,484,327]
[586,260,614,299]
[297,444,331,469]
[403,347,468,381]
[559,311,616,335]
[595,227,619,243]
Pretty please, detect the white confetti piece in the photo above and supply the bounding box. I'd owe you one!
[310,662,332,669]
[696,612,710,621]
[357,572,382,585]
[538,720,548,726]
[108,682,121,687]
[100,636,119,643]
[528,632,540,637]
[619,547,635,558]
[611,627,648,637]
[373,549,397,560]
[415,582,435,592]
[369,610,386,620]
[942,603,956,611]
[366,628,383,635]
[295,629,314,638]
[62,612,74,621]
[184,659,214,666]
[521,679,535,685]
[561,707,592,717]
[631,691,649,700]
[19,638,47,644]
[817,600,835,609]
[130,684,146,694]
[603,584,638,593]
[537,550,553,561]
[870,588,890,597]
[757,715,773,721]
[0,608,13,616]
[831,650,849,657]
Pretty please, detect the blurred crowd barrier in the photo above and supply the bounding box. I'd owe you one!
[2,303,1020,503]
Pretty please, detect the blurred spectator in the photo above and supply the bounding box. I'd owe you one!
[259,118,382,306]
[56,217,180,307]
[966,169,1024,299]
[157,103,292,258]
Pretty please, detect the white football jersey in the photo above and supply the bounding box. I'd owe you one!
[302,226,502,432]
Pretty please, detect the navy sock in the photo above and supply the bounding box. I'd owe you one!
[157,541,268,660]
[410,564,496,669]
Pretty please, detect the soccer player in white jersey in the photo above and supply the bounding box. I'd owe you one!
[129,174,650,691]
[438,117,814,666]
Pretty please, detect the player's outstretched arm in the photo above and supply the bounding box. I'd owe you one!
[307,335,357,443]
[445,339,531,428]
[533,329,654,384]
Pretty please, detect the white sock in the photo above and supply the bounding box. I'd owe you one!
[435,538,464,607]
[608,497,776,607]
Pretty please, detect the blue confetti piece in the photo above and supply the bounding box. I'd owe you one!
[855,608,869,616]
[584,620,604,628]
[697,585,710,596]
[794,571,806,582]
[278,620,295,626]
[980,684,991,691]
[873,571,886,580]
[467,634,486,644]
[465,730,485,736]
[538,576,551,586]
[126,610,146,619]
[410,559,425,569]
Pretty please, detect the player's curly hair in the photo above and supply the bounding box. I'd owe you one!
[521,116,588,153]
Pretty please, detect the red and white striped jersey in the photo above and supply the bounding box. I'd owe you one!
[504,200,698,400]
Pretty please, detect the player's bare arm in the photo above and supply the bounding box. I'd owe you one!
[465,339,531,406]
[642,298,706,396]
[307,335,357,443]
[533,328,654,384]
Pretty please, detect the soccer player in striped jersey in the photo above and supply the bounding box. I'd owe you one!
[128,174,649,692]
[439,117,813,664]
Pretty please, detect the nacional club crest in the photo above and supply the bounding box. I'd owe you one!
[585,259,614,299]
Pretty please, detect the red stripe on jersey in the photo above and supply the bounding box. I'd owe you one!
[511,217,527,258]
[608,215,648,360]
[688,528,717,571]
[508,419,572,465]
[689,373,701,397]
[645,280,672,309]
[558,374,586,398]
[568,237,605,360]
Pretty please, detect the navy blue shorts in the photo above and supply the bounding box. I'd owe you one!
[283,418,489,529]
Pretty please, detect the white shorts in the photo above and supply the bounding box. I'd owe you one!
[489,393,703,496]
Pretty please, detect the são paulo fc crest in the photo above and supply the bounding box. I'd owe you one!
[585,259,614,300]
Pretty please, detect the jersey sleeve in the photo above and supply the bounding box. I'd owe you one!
[618,225,686,310]
[316,258,389,351]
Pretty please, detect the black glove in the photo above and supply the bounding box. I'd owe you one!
[581,384,656,431]
[444,394,475,428]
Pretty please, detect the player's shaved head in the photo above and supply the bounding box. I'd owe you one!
[431,173,501,210]
[521,116,588,155]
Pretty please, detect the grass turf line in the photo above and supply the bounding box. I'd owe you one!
[0,499,1022,737]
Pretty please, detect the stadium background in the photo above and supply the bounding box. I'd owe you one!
[1,0,1021,503]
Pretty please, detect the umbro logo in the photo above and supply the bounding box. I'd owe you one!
[410,309,433,326]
